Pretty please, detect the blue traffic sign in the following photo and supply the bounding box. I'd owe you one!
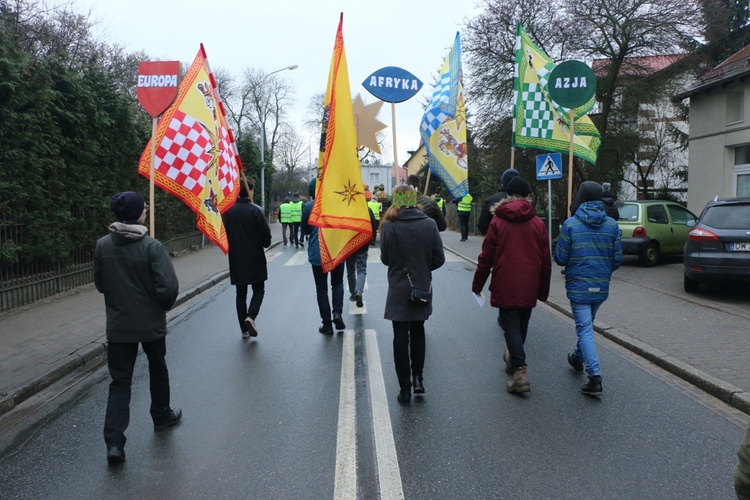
[536,153,563,180]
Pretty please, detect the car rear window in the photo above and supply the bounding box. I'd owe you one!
[618,204,639,221]
[702,204,750,229]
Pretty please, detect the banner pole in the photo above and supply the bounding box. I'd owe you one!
[149,117,157,237]
[566,110,575,219]
[424,169,431,196]
[391,102,399,191]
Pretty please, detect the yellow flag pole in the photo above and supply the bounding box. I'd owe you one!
[240,170,253,204]
[424,169,431,196]
[566,109,575,219]
[149,117,157,237]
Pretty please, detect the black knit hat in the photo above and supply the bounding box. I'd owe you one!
[506,176,530,198]
[577,181,603,202]
[501,168,519,188]
[110,191,146,222]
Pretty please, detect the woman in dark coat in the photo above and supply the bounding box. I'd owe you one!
[222,182,272,338]
[380,185,445,403]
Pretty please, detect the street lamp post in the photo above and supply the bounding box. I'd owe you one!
[259,64,298,214]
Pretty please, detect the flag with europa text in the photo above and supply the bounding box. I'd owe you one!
[309,14,373,273]
[513,24,600,164]
[420,32,468,199]
[138,45,241,253]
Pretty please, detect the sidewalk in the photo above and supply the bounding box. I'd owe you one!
[1,221,749,419]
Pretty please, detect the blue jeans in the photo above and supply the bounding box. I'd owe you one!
[570,301,602,377]
[346,246,368,295]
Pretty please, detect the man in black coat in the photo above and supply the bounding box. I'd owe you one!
[223,181,272,338]
[94,191,181,465]
[477,168,519,235]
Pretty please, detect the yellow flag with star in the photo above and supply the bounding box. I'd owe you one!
[309,13,373,273]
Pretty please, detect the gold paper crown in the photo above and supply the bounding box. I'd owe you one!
[392,188,417,208]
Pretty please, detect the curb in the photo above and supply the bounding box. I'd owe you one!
[443,244,750,416]
[0,241,283,420]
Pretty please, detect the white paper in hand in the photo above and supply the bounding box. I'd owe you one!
[472,292,485,308]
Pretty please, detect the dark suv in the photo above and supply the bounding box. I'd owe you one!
[683,197,750,293]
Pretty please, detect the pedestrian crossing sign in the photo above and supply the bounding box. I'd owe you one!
[536,153,563,180]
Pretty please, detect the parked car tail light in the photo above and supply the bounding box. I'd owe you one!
[688,228,719,241]
[632,226,647,238]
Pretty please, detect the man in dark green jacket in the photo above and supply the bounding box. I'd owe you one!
[94,191,181,465]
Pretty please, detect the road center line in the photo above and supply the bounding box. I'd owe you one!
[365,329,405,500]
[334,330,356,499]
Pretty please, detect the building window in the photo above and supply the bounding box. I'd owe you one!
[734,146,750,196]
[726,90,744,124]
[370,172,380,184]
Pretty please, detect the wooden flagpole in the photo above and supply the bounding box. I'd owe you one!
[567,109,575,218]
[149,117,157,237]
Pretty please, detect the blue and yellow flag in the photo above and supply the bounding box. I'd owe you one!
[419,33,468,199]
[513,24,600,164]
[309,14,373,273]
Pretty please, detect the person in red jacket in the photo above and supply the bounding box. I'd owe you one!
[471,177,551,394]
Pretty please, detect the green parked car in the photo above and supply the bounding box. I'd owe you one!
[615,200,698,266]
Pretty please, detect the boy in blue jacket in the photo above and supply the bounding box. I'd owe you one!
[554,181,622,396]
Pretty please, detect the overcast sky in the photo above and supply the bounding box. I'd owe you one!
[69,0,482,166]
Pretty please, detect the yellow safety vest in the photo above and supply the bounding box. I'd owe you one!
[367,200,381,220]
[436,198,444,211]
[278,203,292,223]
[289,201,303,223]
[457,194,473,212]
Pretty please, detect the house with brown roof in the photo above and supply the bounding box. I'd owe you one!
[674,45,750,212]
[593,54,691,202]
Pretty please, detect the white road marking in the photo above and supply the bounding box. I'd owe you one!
[334,330,357,499]
[282,250,310,266]
[365,329,405,500]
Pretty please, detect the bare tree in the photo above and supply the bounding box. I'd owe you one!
[272,124,309,197]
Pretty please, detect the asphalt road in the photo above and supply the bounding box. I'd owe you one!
[0,246,744,499]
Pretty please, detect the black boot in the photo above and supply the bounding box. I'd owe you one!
[397,389,411,404]
[412,375,425,394]
[581,375,602,396]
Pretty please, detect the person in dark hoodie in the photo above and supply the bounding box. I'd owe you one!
[601,182,620,220]
[94,192,181,465]
[301,178,346,334]
[554,181,622,397]
[477,168,520,235]
[223,181,272,338]
[472,177,551,394]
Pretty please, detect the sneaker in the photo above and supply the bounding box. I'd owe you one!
[349,294,357,302]
[567,353,584,374]
[107,446,125,465]
[503,351,513,374]
[244,317,258,337]
[154,408,182,431]
[332,313,346,330]
[581,375,602,396]
[354,291,363,308]
[241,331,250,339]
[319,323,334,335]
[506,366,530,393]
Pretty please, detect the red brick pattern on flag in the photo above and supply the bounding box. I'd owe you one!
[156,110,213,196]
[218,125,239,196]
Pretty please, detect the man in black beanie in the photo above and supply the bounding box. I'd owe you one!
[478,167,519,235]
[94,191,181,464]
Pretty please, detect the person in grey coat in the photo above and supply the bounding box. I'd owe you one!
[222,181,272,338]
[94,191,181,465]
[380,185,445,404]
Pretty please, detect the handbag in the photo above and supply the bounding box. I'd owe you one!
[391,222,432,304]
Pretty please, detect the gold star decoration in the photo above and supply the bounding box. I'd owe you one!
[352,94,387,154]
[334,179,364,206]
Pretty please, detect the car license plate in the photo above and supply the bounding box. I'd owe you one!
[730,242,750,251]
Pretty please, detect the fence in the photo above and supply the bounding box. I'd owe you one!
[0,209,204,313]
